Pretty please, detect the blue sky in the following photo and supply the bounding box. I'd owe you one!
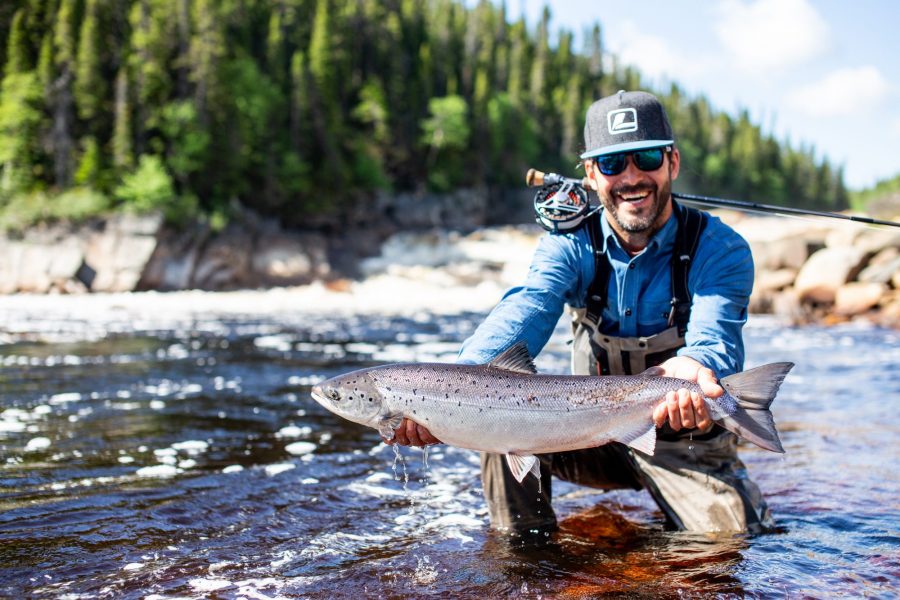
[479,0,899,190]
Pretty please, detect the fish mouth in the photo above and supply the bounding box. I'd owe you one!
[310,384,327,404]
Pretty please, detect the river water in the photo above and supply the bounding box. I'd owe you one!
[1,303,898,599]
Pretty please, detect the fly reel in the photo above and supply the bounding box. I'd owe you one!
[527,168,597,233]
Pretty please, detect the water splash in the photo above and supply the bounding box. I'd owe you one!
[391,443,409,492]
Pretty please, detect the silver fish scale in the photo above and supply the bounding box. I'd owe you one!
[367,363,719,456]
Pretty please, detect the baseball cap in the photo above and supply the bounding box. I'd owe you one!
[580,90,675,159]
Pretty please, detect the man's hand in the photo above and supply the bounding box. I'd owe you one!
[384,418,442,447]
[650,356,721,433]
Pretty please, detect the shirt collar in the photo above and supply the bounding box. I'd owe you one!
[599,206,678,257]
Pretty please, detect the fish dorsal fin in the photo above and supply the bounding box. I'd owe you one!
[638,366,665,377]
[488,341,537,374]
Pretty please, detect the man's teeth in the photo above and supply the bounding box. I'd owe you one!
[621,192,649,201]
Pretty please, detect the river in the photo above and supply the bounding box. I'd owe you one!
[1,294,898,598]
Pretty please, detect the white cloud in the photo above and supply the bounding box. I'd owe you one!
[785,66,890,117]
[714,0,830,73]
[606,20,711,85]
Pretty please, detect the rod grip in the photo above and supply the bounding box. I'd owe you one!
[525,168,544,187]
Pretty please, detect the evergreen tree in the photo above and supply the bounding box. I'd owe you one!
[0,0,849,226]
[112,68,133,170]
[74,0,106,121]
[5,9,30,76]
[50,0,77,187]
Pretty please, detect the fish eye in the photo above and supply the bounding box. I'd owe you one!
[327,389,340,401]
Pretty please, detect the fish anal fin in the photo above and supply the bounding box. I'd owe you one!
[377,413,404,440]
[488,342,538,374]
[505,453,541,483]
[617,423,657,456]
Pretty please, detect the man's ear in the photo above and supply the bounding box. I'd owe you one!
[669,148,680,180]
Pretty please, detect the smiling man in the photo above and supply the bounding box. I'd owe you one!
[392,90,772,535]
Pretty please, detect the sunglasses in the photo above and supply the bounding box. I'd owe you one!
[594,147,670,176]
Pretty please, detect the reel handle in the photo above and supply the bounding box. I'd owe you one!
[525,168,594,191]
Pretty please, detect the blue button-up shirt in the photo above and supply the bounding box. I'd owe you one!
[458,209,754,377]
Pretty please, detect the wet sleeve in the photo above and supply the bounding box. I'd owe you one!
[677,227,754,378]
[457,233,582,364]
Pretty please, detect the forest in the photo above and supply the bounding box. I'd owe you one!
[0,0,849,230]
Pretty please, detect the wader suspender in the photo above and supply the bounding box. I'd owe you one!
[583,202,708,375]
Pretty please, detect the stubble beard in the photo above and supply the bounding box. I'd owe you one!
[602,177,672,235]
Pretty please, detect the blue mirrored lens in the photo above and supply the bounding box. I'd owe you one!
[595,148,665,175]
[596,154,626,175]
[633,149,665,171]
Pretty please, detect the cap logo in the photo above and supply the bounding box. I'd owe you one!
[607,108,638,135]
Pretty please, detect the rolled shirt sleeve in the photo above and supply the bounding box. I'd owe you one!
[457,232,585,365]
[677,222,754,378]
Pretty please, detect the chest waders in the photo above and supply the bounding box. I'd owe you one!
[480,203,774,535]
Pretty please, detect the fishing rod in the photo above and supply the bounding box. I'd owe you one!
[525,168,900,231]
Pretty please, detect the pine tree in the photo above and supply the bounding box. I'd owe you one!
[74,0,106,121]
[50,0,77,187]
[5,9,30,76]
[112,68,133,170]
[189,0,223,125]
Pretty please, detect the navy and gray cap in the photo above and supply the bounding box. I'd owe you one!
[580,90,675,159]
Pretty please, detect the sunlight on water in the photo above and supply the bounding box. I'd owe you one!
[0,313,898,598]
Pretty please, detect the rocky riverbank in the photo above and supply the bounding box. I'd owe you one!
[0,207,897,327]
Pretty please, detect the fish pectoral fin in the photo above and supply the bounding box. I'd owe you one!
[376,413,405,440]
[620,423,657,456]
[505,453,541,483]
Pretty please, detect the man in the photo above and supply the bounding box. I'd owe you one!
[390,90,773,534]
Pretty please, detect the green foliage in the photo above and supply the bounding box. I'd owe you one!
[0,0,849,227]
[159,100,209,181]
[0,187,111,231]
[74,136,101,186]
[421,95,470,191]
[850,173,900,214]
[115,154,195,225]
[5,9,30,75]
[0,71,44,197]
[74,0,106,122]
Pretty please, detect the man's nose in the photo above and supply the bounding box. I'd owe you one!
[617,155,642,182]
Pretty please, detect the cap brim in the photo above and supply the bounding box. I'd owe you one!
[580,139,674,159]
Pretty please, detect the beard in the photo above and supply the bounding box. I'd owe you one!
[600,176,672,234]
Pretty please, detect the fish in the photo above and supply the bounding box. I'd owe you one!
[310,342,793,483]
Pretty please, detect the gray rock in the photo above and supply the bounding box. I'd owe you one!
[794,247,867,304]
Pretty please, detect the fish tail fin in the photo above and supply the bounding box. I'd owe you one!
[716,362,794,453]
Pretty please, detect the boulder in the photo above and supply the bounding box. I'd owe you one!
[749,237,808,271]
[252,232,330,286]
[851,228,900,256]
[190,224,254,290]
[753,268,797,293]
[84,213,162,292]
[770,288,808,323]
[0,241,24,293]
[793,247,866,304]
[834,282,887,315]
[138,225,208,291]
[858,250,900,285]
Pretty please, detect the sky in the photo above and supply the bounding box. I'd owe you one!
[488,0,899,190]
